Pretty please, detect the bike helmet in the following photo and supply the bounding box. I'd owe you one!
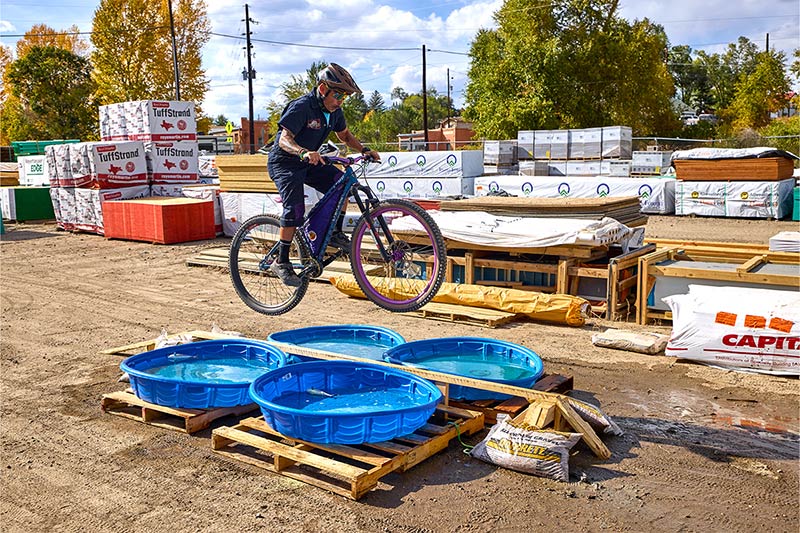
[318,63,362,94]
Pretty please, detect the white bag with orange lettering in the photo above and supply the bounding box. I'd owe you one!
[664,285,800,376]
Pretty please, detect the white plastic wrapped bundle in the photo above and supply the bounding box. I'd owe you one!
[664,285,800,375]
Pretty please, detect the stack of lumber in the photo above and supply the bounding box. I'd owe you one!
[438,196,645,226]
[673,157,794,181]
[216,154,276,193]
[0,162,19,187]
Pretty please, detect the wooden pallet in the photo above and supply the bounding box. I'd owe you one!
[101,390,258,434]
[211,404,484,500]
[449,373,573,424]
[411,301,519,328]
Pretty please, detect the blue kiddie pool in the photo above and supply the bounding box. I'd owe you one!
[121,339,288,409]
[384,337,544,401]
[249,360,442,444]
[267,325,406,362]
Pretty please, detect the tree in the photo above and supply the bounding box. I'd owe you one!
[668,45,713,111]
[2,46,97,141]
[367,90,385,112]
[153,0,210,103]
[91,0,209,104]
[213,114,229,126]
[16,24,89,57]
[464,0,677,138]
[725,50,791,130]
[279,61,328,102]
[342,91,367,127]
[0,27,91,143]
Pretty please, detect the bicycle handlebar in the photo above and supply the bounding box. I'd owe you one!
[323,154,380,166]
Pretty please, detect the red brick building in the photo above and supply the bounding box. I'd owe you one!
[397,117,476,151]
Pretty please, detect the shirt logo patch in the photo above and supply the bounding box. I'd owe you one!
[307,118,322,130]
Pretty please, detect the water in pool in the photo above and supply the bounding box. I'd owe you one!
[275,388,422,413]
[298,339,392,360]
[416,354,538,381]
[145,355,275,383]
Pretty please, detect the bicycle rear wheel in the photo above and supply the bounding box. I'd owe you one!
[229,214,310,315]
[350,199,446,312]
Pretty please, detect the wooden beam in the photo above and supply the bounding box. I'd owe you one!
[737,254,767,273]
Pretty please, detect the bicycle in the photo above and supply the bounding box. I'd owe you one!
[228,155,447,315]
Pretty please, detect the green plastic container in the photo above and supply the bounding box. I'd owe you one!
[11,139,79,157]
[793,187,799,222]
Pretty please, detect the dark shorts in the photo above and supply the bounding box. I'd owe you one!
[267,157,343,227]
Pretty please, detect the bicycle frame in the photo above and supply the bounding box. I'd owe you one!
[289,158,395,279]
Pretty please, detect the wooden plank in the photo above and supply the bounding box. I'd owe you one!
[554,398,612,460]
[100,330,238,355]
[411,301,519,328]
[101,391,257,434]
[651,264,799,287]
[737,254,767,273]
[214,426,368,479]
[211,407,485,499]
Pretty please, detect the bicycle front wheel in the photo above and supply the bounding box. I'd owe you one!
[229,214,310,315]
[350,199,446,312]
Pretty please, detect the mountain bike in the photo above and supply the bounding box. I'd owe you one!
[228,155,447,315]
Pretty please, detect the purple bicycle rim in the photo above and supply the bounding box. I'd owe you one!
[352,205,438,306]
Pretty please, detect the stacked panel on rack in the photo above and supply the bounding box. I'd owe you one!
[672,147,798,219]
[360,150,483,200]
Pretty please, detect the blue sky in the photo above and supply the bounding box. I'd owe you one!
[1,0,798,122]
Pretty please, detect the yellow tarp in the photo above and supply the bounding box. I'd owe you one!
[329,275,589,327]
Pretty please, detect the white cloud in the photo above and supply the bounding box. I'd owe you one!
[0,20,17,33]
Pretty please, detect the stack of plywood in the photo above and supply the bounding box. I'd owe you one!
[674,157,794,181]
[0,162,19,186]
[439,196,645,226]
[216,154,276,193]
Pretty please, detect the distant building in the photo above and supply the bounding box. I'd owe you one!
[397,117,476,151]
[236,118,271,153]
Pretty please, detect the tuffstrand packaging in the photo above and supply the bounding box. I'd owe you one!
[91,142,148,189]
[130,100,197,141]
[145,141,200,184]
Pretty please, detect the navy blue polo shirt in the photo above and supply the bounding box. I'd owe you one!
[270,89,346,161]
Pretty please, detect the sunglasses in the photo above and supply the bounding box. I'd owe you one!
[326,87,348,101]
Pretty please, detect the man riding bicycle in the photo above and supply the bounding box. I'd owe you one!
[268,63,381,287]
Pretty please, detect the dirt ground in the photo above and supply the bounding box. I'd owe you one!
[1,215,798,533]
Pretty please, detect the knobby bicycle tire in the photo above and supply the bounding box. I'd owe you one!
[228,214,310,315]
[349,199,446,312]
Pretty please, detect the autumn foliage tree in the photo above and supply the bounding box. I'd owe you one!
[91,0,210,105]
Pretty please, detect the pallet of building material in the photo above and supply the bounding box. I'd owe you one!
[216,154,277,193]
[101,390,258,434]
[438,196,643,224]
[411,301,519,328]
[673,157,795,181]
[449,373,574,424]
[211,404,484,500]
[0,164,20,186]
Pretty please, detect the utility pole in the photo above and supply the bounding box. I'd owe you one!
[168,0,180,100]
[446,68,454,124]
[422,45,428,151]
[244,4,256,154]
[765,33,769,51]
